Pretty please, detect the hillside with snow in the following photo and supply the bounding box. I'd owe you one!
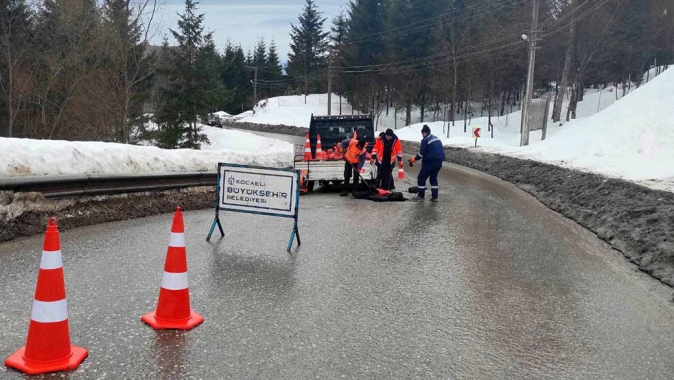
[236,94,357,128]
[400,68,674,192]
[234,68,672,192]
[0,127,293,178]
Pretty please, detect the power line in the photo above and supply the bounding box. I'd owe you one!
[342,0,526,45]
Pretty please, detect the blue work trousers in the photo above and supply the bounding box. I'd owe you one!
[417,160,442,199]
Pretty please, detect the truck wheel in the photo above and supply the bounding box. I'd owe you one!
[307,181,315,192]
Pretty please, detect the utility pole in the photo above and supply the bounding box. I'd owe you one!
[520,0,540,147]
[327,53,333,116]
[253,66,258,106]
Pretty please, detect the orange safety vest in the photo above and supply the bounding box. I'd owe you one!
[344,139,367,164]
[372,137,403,164]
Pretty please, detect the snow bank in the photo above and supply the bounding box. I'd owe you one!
[397,68,674,192]
[0,127,293,178]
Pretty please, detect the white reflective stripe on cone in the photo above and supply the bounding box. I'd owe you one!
[168,232,185,248]
[40,250,63,270]
[31,299,68,323]
[161,271,189,290]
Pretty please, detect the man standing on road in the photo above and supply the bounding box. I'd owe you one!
[340,137,368,197]
[409,125,445,202]
[373,132,386,189]
[371,129,403,190]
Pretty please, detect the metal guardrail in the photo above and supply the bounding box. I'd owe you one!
[0,172,218,199]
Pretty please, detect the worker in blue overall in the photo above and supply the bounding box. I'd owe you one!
[408,125,445,202]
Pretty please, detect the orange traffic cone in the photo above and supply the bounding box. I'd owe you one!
[303,133,313,161]
[316,134,325,160]
[5,218,88,375]
[299,170,309,194]
[141,207,203,330]
[398,167,406,180]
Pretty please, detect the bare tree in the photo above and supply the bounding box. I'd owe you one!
[0,0,33,137]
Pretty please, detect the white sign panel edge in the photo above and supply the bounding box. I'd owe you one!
[218,165,298,217]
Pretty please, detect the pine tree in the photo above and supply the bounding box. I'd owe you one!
[154,0,215,149]
[330,12,347,50]
[245,48,253,66]
[330,12,348,104]
[266,39,283,79]
[286,0,329,94]
[252,38,267,99]
[343,0,386,113]
[265,39,284,97]
[253,38,267,70]
[222,42,252,113]
[196,33,227,115]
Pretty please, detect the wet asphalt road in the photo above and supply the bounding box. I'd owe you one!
[1,134,674,379]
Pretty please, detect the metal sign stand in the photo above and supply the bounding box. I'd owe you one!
[206,177,225,241]
[206,164,302,252]
[286,193,301,251]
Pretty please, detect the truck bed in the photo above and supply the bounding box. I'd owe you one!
[294,157,377,183]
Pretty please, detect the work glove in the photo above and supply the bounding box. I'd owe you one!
[408,157,416,167]
[398,161,404,169]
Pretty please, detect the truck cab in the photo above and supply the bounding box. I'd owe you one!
[309,115,375,156]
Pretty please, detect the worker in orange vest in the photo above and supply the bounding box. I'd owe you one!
[371,129,403,191]
[339,137,368,196]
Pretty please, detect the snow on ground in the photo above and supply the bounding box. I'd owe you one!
[396,68,674,192]
[237,84,631,132]
[236,94,356,128]
[0,126,293,178]
[212,111,231,118]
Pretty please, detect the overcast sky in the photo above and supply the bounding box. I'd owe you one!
[153,0,347,62]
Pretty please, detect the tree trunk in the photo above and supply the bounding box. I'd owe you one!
[553,0,577,122]
[406,97,412,127]
[500,91,506,116]
[452,62,458,127]
[6,70,13,137]
[488,92,492,134]
[420,93,425,123]
[566,82,578,121]
[480,95,485,117]
[463,92,468,131]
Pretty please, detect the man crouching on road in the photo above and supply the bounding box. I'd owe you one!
[409,125,445,202]
[339,137,368,197]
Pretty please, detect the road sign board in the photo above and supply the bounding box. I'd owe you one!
[207,163,301,251]
[472,127,482,139]
[219,165,297,217]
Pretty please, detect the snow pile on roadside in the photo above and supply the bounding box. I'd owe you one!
[235,94,355,127]
[0,127,293,178]
[397,68,674,192]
